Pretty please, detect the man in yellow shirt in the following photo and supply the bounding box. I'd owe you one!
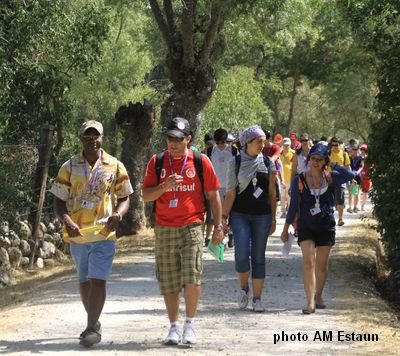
[279,137,294,218]
[51,120,133,347]
[328,137,350,226]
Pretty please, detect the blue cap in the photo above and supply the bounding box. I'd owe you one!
[309,143,328,159]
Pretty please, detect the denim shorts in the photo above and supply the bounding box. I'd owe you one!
[229,212,272,279]
[70,240,116,283]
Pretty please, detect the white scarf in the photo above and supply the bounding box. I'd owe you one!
[237,150,268,194]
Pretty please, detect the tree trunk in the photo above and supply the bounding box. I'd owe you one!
[115,100,155,236]
[287,70,300,133]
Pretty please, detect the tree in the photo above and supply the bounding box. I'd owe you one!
[148,0,243,138]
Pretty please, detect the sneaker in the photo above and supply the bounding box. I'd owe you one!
[238,289,249,309]
[361,205,365,211]
[79,327,101,347]
[164,325,181,345]
[182,323,196,344]
[353,207,359,213]
[252,298,265,313]
[347,208,353,213]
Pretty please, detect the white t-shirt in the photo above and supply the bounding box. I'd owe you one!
[210,145,233,189]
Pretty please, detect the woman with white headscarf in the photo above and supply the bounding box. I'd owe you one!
[222,125,276,312]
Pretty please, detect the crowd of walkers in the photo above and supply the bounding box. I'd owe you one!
[52,118,372,347]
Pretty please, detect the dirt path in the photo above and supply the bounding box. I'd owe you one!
[0,205,399,355]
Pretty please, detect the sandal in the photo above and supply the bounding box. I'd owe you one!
[316,303,326,309]
[302,306,315,314]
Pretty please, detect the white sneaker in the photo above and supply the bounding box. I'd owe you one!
[252,298,265,312]
[182,323,196,344]
[164,325,181,345]
[238,289,249,309]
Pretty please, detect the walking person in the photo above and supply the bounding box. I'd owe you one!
[291,133,312,183]
[51,120,133,347]
[328,137,351,226]
[348,145,364,213]
[280,137,295,218]
[142,117,223,345]
[281,144,355,314]
[222,125,276,312]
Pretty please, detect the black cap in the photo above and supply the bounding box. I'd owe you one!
[166,117,191,138]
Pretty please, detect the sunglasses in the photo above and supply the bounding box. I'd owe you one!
[331,143,339,147]
[301,139,309,142]
[81,134,102,141]
[167,135,185,143]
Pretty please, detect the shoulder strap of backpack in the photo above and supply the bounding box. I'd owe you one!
[231,145,238,157]
[193,151,204,186]
[155,152,165,184]
[206,146,213,158]
[235,154,241,178]
[298,172,306,193]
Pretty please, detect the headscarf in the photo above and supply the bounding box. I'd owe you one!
[239,125,265,147]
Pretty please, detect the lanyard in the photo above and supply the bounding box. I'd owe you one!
[168,150,189,197]
[308,172,323,208]
[83,150,102,194]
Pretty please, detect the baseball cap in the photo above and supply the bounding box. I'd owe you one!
[227,133,235,142]
[80,120,103,136]
[274,133,283,144]
[166,117,191,138]
[282,137,291,146]
[309,143,328,159]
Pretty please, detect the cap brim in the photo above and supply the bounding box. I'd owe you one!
[81,127,102,135]
[167,129,186,138]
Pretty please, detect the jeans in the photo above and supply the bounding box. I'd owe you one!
[230,212,272,279]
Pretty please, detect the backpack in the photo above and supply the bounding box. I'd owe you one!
[234,154,280,201]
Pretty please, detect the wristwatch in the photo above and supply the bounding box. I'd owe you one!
[215,224,224,231]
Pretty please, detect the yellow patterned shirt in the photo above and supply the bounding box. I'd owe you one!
[50,149,133,243]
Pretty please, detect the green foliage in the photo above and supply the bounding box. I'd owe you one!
[340,0,400,252]
[200,66,272,142]
[0,0,109,143]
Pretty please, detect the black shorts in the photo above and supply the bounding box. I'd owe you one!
[298,228,335,247]
[334,186,345,205]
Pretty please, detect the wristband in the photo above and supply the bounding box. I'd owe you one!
[214,224,224,231]
[114,211,122,221]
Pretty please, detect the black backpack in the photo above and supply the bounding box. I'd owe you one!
[234,154,280,201]
[206,145,239,159]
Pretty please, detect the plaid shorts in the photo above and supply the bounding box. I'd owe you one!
[154,222,203,295]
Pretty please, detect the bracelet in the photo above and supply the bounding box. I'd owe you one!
[114,211,122,221]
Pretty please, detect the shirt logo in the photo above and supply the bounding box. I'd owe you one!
[160,168,166,179]
[186,167,196,178]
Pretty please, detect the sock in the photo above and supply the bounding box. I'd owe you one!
[185,317,194,325]
[170,321,178,327]
[241,285,249,294]
[253,297,260,303]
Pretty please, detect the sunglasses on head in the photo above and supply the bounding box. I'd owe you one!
[167,135,185,142]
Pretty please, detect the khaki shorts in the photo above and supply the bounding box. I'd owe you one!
[155,222,204,295]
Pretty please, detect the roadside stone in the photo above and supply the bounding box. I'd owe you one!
[20,257,30,267]
[43,233,54,243]
[35,257,44,269]
[19,221,32,239]
[9,232,20,247]
[40,222,47,234]
[44,259,55,268]
[8,247,22,269]
[41,241,56,259]
[0,221,9,235]
[0,247,10,266]
[54,249,69,263]
[0,237,11,250]
[19,240,31,257]
[47,222,56,234]
[52,233,64,249]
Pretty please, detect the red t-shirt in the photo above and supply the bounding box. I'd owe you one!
[142,150,220,227]
[262,143,281,171]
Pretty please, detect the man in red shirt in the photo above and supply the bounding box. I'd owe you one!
[142,117,223,346]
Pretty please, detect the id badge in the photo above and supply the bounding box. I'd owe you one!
[310,207,321,216]
[81,200,95,209]
[253,187,263,199]
[169,199,178,208]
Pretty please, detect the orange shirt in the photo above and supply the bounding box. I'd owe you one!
[142,150,220,227]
